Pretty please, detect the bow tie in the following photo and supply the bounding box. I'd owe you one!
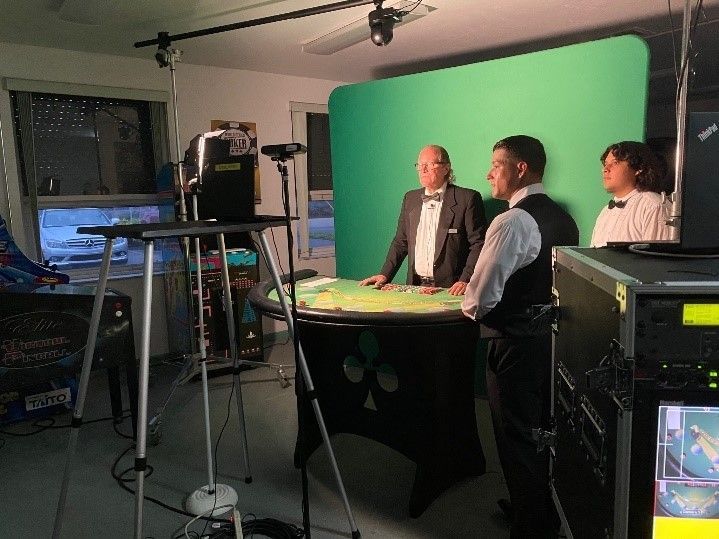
[608,199,627,209]
[421,192,440,203]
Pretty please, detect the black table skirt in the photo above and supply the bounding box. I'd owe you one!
[293,319,485,517]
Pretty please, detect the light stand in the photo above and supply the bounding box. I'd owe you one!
[155,32,189,225]
[184,192,241,516]
[145,32,197,444]
[157,35,249,516]
[259,143,360,538]
[668,0,693,239]
[275,153,312,535]
[132,2,376,531]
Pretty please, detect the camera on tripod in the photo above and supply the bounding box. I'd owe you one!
[260,143,306,161]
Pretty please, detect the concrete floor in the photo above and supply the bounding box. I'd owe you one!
[0,341,510,538]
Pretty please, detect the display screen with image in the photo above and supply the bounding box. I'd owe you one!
[654,405,719,537]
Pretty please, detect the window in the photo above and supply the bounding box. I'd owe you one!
[37,205,161,270]
[290,102,334,259]
[7,83,169,278]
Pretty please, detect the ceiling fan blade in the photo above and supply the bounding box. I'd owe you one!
[302,1,436,55]
[55,0,290,27]
[58,0,114,25]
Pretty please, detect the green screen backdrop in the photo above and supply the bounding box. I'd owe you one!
[329,36,649,279]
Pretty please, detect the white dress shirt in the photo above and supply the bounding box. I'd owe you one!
[414,183,446,278]
[590,189,673,247]
[461,183,544,320]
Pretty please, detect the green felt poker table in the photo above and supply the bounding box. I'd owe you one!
[249,271,486,517]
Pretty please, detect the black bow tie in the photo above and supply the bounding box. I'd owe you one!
[421,192,440,203]
[608,199,627,209]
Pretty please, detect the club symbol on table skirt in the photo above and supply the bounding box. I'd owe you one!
[343,331,398,410]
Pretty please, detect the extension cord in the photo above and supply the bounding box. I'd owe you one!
[233,508,244,539]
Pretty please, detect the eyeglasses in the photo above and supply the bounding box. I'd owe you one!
[602,159,624,173]
[414,161,446,170]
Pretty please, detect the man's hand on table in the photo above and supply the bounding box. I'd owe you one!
[447,281,468,296]
[359,274,388,288]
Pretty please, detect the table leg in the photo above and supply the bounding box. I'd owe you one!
[217,233,252,482]
[134,240,154,539]
[107,366,123,423]
[52,239,114,539]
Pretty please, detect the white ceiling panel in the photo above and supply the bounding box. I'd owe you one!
[0,0,717,85]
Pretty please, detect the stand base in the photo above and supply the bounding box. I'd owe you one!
[185,484,238,516]
[177,353,235,385]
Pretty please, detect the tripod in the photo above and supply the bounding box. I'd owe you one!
[262,153,361,538]
[53,28,360,539]
[50,219,284,538]
[153,36,300,515]
[184,192,249,515]
[159,42,250,515]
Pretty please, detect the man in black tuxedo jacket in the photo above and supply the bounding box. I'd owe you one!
[360,144,487,295]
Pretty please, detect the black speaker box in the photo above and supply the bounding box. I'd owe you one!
[188,153,256,251]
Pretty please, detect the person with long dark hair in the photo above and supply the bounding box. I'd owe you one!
[590,141,672,247]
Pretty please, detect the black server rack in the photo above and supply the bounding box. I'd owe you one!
[551,247,719,538]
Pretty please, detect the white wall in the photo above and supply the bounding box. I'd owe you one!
[0,41,342,353]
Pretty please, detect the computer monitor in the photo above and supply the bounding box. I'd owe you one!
[680,112,719,250]
[654,405,719,538]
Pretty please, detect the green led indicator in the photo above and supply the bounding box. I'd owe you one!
[710,382,718,389]
[698,365,703,369]
[662,364,668,369]
[710,371,718,378]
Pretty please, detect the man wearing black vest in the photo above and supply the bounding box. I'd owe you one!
[462,135,579,538]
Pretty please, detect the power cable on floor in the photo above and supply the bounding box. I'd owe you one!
[0,410,132,436]
[108,369,305,538]
[111,443,231,524]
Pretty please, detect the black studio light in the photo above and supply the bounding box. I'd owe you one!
[368,1,403,46]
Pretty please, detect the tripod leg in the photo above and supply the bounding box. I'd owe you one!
[191,205,216,491]
[185,201,239,516]
[218,233,252,482]
[256,231,360,538]
[134,241,155,539]
[52,240,114,539]
[299,348,360,538]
